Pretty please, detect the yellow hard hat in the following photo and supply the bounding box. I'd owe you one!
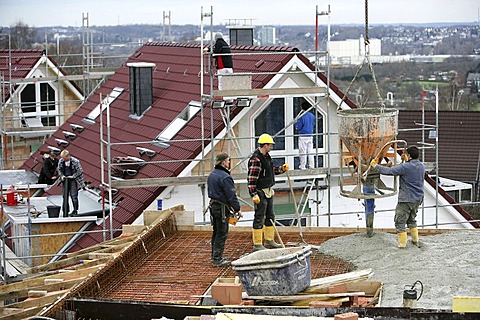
[258,133,275,144]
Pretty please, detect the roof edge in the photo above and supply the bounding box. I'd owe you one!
[144,41,300,52]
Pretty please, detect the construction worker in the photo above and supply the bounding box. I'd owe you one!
[213,32,233,91]
[38,150,58,185]
[207,153,242,267]
[370,146,425,248]
[248,133,289,251]
[58,150,85,217]
[295,101,315,170]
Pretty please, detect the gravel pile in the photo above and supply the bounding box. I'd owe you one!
[318,230,480,309]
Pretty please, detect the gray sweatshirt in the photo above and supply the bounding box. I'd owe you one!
[375,159,425,203]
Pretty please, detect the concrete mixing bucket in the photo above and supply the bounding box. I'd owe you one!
[338,108,398,165]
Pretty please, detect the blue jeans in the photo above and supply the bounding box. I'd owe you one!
[62,179,78,216]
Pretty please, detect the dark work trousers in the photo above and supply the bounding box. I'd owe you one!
[253,190,275,229]
[62,179,79,217]
[210,203,229,262]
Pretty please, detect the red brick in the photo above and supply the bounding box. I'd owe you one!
[328,283,349,294]
[309,300,341,308]
[211,283,243,305]
[334,312,359,320]
[240,300,255,306]
[349,295,359,307]
[358,297,372,307]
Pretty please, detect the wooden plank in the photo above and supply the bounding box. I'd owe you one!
[5,289,68,310]
[346,281,382,296]
[213,86,328,98]
[0,306,44,320]
[1,278,83,301]
[27,253,91,274]
[0,265,102,298]
[242,292,366,302]
[304,269,373,293]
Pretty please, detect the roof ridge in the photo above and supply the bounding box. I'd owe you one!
[143,41,299,52]
[0,49,44,53]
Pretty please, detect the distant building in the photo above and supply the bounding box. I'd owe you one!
[329,36,381,65]
[466,72,480,92]
[260,26,276,45]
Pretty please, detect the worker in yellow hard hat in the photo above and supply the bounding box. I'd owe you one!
[247,133,290,251]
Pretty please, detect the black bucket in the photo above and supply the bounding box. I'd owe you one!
[47,205,61,218]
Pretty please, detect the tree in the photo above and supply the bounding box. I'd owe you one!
[0,21,37,50]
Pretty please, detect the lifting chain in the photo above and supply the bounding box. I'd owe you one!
[338,0,385,111]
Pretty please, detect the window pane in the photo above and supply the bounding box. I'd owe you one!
[40,83,56,111]
[41,116,57,126]
[21,84,36,113]
[255,98,285,149]
[293,97,323,149]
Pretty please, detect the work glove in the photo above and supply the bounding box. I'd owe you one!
[252,194,260,204]
[401,153,409,162]
[370,159,378,168]
[282,164,290,172]
[61,176,66,181]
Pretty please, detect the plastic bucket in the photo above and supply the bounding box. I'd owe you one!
[231,246,312,296]
[47,205,61,218]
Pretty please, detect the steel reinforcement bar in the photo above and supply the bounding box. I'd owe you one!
[41,211,178,317]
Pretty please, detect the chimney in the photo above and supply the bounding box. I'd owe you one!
[227,19,255,46]
[127,62,155,117]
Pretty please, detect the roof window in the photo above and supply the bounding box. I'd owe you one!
[154,101,202,147]
[83,87,124,124]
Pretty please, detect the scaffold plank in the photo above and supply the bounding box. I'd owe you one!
[213,86,327,98]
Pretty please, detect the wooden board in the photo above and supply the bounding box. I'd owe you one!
[37,221,86,265]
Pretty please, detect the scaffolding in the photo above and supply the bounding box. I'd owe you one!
[0,5,479,290]
[0,12,141,170]
[99,5,476,240]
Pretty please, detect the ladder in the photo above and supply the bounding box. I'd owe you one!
[219,108,247,172]
[291,178,316,226]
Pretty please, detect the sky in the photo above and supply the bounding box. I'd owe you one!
[0,0,478,27]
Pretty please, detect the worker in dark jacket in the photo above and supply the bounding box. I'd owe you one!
[248,134,289,251]
[58,150,85,217]
[371,146,425,248]
[207,153,242,267]
[38,150,58,185]
[213,32,233,90]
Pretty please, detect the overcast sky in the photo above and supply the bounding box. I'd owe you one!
[0,0,478,27]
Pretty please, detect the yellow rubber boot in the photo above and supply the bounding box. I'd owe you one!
[264,226,283,249]
[397,232,407,248]
[252,229,266,251]
[410,227,420,247]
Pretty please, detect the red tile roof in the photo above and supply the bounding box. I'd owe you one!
[0,49,44,101]
[21,42,354,252]
[398,110,480,184]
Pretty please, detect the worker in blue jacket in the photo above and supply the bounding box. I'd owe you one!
[371,146,425,248]
[295,102,316,169]
[207,153,242,267]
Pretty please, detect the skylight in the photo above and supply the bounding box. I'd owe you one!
[83,87,124,124]
[154,101,202,147]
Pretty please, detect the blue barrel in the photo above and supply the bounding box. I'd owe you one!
[231,246,312,296]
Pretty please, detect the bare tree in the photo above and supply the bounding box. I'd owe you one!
[0,21,37,50]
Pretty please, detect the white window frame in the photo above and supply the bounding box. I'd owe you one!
[251,96,326,168]
[84,87,124,123]
[20,81,59,126]
[155,101,202,145]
